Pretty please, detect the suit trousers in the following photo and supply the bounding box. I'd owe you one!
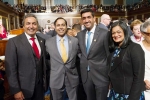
[0,80,4,100]
[83,72,109,100]
[51,74,78,100]
[25,80,44,100]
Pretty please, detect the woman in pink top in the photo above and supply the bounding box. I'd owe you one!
[130,19,144,44]
[0,25,7,39]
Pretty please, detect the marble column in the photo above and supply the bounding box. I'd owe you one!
[45,0,51,13]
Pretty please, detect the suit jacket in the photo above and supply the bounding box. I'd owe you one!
[98,23,108,30]
[46,30,57,37]
[108,42,145,100]
[45,35,79,89]
[36,32,52,40]
[5,33,48,98]
[77,26,110,87]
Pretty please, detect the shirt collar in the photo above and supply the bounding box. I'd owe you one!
[56,34,68,42]
[86,25,96,34]
[25,32,38,40]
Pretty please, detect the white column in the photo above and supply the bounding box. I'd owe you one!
[68,0,70,5]
[76,0,79,5]
[45,0,51,13]
[41,0,45,6]
[92,0,94,5]
[24,0,28,4]
[14,0,17,5]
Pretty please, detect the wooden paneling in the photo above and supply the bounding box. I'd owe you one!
[117,0,124,5]
[10,28,24,35]
[95,0,100,5]
[0,40,7,56]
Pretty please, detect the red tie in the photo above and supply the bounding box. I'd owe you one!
[30,38,40,59]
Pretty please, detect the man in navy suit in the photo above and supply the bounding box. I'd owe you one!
[5,14,48,100]
[98,14,111,30]
[77,9,110,100]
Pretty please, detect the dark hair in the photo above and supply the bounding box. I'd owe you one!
[22,14,38,26]
[54,17,67,26]
[108,20,131,52]
[72,24,81,31]
[80,8,94,17]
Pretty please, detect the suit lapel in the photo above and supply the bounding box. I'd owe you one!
[37,35,44,58]
[53,36,64,64]
[67,36,72,62]
[20,33,35,63]
[110,48,127,72]
[88,26,100,56]
[81,30,87,58]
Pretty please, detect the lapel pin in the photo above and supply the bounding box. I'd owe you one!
[94,39,96,42]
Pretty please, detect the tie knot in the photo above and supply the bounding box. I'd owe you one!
[60,38,64,42]
[88,31,91,36]
[30,37,35,41]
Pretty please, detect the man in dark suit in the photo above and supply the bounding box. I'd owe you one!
[5,14,48,100]
[45,17,79,100]
[46,29,57,37]
[77,9,110,100]
[98,14,111,30]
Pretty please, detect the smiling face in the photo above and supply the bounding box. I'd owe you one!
[112,25,125,47]
[81,12,95,31]
[23,17,38,37]
[55,19,67,37]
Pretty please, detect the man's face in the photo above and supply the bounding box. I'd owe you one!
[23,17,38,37]
[55,19,67,37]
[81,12,95,31]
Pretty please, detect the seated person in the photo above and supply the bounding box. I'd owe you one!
[0,25,7,39]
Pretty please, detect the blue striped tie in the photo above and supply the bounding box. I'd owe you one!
[86,31,91,71]
[86,31,91,53]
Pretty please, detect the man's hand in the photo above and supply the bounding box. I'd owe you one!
[14,91,25,100]
[145,80,150,90]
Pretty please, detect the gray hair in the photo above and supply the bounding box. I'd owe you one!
[140,20,150,33]
[22,14,39,26]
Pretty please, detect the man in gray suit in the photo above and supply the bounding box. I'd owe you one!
[45,17,79,100]
[77,9,110,100]
[5,14,48,100]
[98,14,111,30]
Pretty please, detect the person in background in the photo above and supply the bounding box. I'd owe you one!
[72,24,81,37]
[98,14,111,30]
[77,8,110,100]
[36,25,52,40]
[119,18,133,36]
[72,23,87,100]
[0,24,7,39]
[140,20,150,100]
[67,28,74,36]
[130,19,144,44]
[108,20,145,100]
[5,13,48,100]
[0,59,5,100]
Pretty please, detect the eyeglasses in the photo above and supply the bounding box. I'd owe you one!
[141,31,150,36]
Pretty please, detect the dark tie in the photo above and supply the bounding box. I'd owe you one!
[30,38,40,59]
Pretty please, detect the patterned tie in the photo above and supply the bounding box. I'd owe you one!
[60,38,68,63]
[86,31,92,53]
[86,31,92,71]
[30,38,40,59]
